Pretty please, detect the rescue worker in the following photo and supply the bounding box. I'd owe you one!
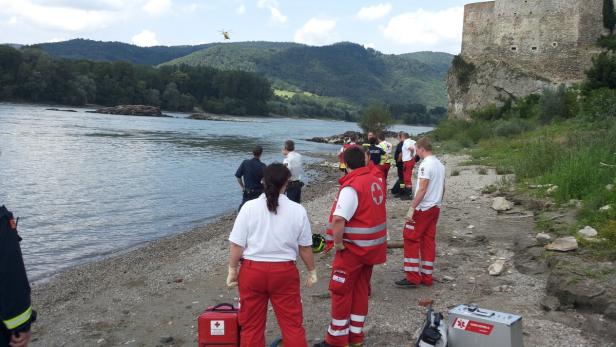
[227,163,317,347]
[235,145,266,210]
[366,132,385,166]
[396,138,445,288]
[377,133,393,183]
[314,146,387,347]
[282,140,304,203]
[400,132,416,201]
[338,135,358,175]
[391,132,405,196]
[1,205,36,347]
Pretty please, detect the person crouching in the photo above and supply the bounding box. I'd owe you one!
[226,163,318,347]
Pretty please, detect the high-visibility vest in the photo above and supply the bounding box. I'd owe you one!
[337,143,357,169]
[325,166,387,265]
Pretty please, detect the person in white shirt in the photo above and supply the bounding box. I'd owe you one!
[400,132,417,200]
[227,163,317,346]
[396,137,445,288]
[282,140,304,203]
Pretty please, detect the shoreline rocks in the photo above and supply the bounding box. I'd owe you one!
[91,105,169,117]
[306,130,399,145]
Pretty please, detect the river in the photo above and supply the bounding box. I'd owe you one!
[0,103,432,281]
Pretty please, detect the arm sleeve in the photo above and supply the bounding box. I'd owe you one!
[333,187,358,221]
[0,217,34,333]
[417,163,432,181]
[228,207,249,247]
[234,161,244,178]
[297,209,313,247]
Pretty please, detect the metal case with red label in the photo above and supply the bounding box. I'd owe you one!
[198,304,240,346]
[448,304,523,347]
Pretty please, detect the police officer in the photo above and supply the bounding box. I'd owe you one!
[315,146,387,347]
[235,145,267,211]
[1,205,36,347]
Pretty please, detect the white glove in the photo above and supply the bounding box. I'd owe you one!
[305,269,318,288]
[226,265,239,288]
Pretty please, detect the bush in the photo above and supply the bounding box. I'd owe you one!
[580,88,616,119]
[358,103,393,134]
[585,52,616,90]
[539,85,569,124]
[451,55,476,91]
[493,118,533,137]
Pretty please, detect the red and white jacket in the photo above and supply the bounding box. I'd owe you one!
[325,165,387,265]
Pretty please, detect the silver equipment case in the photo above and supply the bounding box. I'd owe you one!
[448,304,523,347]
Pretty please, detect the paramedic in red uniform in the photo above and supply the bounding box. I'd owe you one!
[314,146,387,347]
[396,138,445,288]
[226,163,317,347]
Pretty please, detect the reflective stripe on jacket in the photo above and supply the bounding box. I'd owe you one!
[325,166,387,265]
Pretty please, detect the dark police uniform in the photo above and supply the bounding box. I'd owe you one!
[392,141,404,195]
[0,206,36,347]
[235,158,266,210]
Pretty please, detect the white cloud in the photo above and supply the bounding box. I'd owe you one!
[363,42,376,49]
[7,16,18,24]
[0,0,119,31]
[182,3,199,13]
[236,4,246,15]
[294,18,337,46]
[142,0,172,16]
[382,7,464,53]
[257,0,286,24]
[357,3,391,21]
[47,37,66,42]
[132,29,159,46]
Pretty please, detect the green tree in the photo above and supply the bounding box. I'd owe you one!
[604,0,616,33]
[358,103,393,134]
[586,52,616,90]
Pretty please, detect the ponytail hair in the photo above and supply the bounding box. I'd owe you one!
[263,163,291,214]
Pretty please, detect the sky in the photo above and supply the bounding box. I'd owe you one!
[0,0,471,54]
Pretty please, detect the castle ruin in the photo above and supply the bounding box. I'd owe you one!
[448,0,607,119]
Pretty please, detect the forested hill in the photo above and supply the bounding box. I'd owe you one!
[32,39,212,66]
[163,42,453,107]
[34,39,453,108]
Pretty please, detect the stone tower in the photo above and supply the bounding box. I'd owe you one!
[448,0,606,119]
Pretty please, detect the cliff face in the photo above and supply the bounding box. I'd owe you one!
[448,0,606,119]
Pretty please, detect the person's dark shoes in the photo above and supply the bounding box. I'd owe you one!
[312,342,338,347]
[399,191,412,200]
[395,278,420,288]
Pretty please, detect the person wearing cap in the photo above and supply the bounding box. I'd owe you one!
[235,145,266,211]
[227,163,317,347]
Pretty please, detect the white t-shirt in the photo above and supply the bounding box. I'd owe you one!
[333,187,358,221]
[401,139,416,162]
[283,151,304,181]
[414,155,445,211]
[229,194,312,262]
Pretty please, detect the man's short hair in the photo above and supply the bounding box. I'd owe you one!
[398,131,408,139]
[349,134,358,142]
[284,140,295,152]
[344,146,366,170]
[253,145,263,157]
[377,133,385,141]
[415,137,432,151]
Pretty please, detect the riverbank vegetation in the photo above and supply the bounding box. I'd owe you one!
[433,51,616,260]
[0,45,272,115]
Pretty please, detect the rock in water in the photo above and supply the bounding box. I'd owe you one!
[93,105,165,117]
[488,259,506,276]
[492,197,512,211]
[536,233,552,245]
[578,226,598,238]
[545,236,578,252]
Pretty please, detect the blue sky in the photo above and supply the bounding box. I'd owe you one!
[0,0,470,54]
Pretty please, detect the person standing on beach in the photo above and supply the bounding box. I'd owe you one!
[392,132,405,196]
[1,205,36,347]
[227,163,317,347]
[377,133,393,183]
[366,132,385,166]
[396,138,445,288]
[338,134,358,175]
[282,140,304,203]
[235,145,267,211]
[315,146,387,347]
[400,132,416,201]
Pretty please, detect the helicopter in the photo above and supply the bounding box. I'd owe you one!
[219,29,231,40]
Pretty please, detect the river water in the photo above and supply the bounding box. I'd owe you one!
[0,103,432,281]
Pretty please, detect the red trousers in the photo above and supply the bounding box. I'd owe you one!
[378,163,390,182]
[325,251,373,346]
[238,260,307,347]
[403,159,416,188]
[402,207,440,285]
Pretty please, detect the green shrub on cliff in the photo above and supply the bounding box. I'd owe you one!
[604,0,616,33]
[581,88,616,119]
[586,52,616,90]
[451,55,476,91]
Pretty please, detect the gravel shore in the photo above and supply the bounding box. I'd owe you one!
[30,153,616,347]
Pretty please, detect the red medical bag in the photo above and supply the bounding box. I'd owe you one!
[198,303,240,346]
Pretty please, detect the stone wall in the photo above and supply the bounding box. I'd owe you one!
[450,0,606,119]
